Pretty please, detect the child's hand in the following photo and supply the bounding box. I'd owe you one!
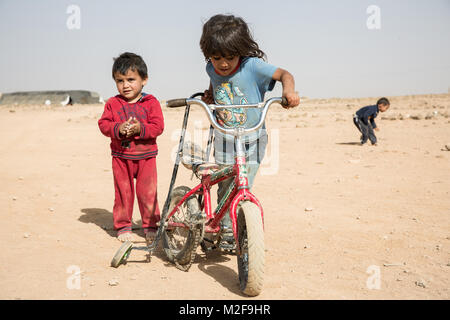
[119,117,133,136]
[282,91,300,109]
[125,117,141,137]
[272,68,300,109]
[202,89,215,104]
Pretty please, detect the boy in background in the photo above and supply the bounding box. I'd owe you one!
[353,97,390,146]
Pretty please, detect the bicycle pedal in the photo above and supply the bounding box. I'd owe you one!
[219,241,236,251]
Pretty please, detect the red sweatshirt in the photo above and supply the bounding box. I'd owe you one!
[98,93,164,160]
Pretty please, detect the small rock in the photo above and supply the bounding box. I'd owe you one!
[108,279,119,286]
[18,176,24,180]
[23,233,30,238]
[48,208,55,212]
[415,280,426,288]
[348,159,361,164]
[12,196,18,201]
[304,207,314,212]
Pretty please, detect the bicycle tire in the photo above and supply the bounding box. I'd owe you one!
[236,201,265,296]
[110,241,133,268]
[162,186,200,266]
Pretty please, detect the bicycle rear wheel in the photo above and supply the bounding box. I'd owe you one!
[236,201,265,296]
[162,186,201,267]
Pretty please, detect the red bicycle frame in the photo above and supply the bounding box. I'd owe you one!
[163,97,286,254]
[165,152,264,249]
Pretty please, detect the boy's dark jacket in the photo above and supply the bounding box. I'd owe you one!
[98,93,164,160]
[356,105,379,128]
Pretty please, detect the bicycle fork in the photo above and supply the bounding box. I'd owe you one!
[229,130,264,255]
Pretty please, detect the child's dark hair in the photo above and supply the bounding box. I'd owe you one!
[377,97,390,106]
[112,52,148,79]
[200,14,266,61]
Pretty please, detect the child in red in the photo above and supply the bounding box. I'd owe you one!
[98,52,164,242]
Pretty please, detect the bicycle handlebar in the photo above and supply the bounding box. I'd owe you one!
[166,98,187,108]
[166,97,288,135]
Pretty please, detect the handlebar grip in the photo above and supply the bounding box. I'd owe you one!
[281,97,288,107]
[166,98,187,108]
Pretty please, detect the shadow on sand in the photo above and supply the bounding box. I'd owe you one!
[80,209,245,295]
[336,141,362,146]
[196,250,245,296]
[79,208,142,238]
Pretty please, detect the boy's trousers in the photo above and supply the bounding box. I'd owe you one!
[112,157,160,234]
[353,115,377,145]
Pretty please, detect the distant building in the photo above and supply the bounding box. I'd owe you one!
[0,90,103,105]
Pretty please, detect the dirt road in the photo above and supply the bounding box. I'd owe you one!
[0,94,449,299]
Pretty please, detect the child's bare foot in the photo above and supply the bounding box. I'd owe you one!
[117,232,133,242]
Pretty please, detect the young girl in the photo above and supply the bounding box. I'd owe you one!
[200,14,300,247]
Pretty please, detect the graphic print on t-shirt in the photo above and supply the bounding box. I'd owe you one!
[214,82,248,127]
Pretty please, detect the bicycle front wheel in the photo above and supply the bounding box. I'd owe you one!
[236,201,265,296]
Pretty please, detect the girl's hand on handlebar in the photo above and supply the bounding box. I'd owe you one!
[282,91,300,109]
[202,89,215,104]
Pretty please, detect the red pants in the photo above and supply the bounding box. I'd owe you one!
[112,157,160,234]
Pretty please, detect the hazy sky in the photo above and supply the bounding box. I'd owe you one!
[0,0,449,101]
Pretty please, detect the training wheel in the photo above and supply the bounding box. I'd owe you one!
[111,241,133,268]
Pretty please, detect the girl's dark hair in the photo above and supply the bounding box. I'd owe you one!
[112,52,148,79]
[377,97,390,106]
[200,14,266,61]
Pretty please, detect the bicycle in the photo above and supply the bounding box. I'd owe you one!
[111,93,287,297]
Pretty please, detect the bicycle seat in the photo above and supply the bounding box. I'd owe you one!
[180,141,206,170]
[193,163,220,176]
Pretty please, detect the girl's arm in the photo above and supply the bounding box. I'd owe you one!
[272,68,300,108]
[202,82,214,104]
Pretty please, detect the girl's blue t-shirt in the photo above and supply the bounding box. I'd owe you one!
[206,56,277,144]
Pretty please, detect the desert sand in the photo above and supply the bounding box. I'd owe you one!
[0,93,449,300]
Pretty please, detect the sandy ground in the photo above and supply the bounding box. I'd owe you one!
[0,93,449,300]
